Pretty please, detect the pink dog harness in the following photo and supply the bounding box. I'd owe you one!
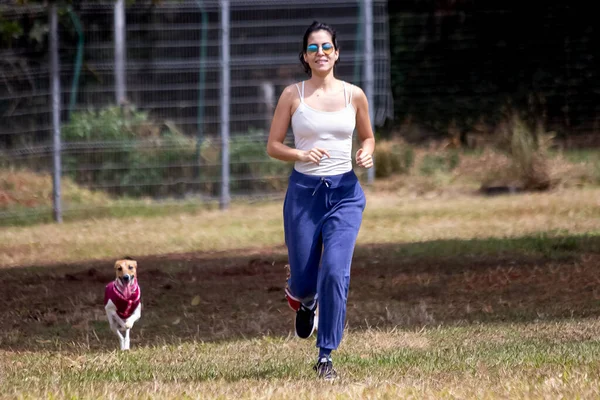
[104,279,141,319]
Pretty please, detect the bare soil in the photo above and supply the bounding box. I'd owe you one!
[2,241,599,352]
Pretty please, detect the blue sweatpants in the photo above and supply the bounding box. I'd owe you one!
[283,169,366,350]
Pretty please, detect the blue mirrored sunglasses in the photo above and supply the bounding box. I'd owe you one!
[307,43,334,55]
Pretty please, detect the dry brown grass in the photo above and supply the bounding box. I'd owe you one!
[0,169,111,210]
[3,140,600,398]
[1,184,600,397]
[4,374,599,400]
[1,186,600,268]
[360,188,600,245]
[2,234,600,352]
[3,320,600,399]
[370,132,600,195]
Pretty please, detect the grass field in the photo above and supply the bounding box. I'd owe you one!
[2,183,600,398]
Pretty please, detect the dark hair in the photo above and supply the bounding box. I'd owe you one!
[299,21,339,77]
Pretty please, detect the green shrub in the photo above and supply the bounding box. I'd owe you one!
[62,105,199,198]
[61,107,291,198]
[62,106,150,142]
[508,115,551,190]
[374,140,414,178]
[419,151,460,176]
[480,114,552,191]
[228,130,292,193]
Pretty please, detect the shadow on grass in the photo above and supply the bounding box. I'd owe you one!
[1,233,599,352]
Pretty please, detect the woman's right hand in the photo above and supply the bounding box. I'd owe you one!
[300,147,331,165]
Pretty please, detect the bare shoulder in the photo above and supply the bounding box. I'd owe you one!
[279,82,304,116]
[346,83,368,109]
[347,83,366,100]
[280,83,302,100]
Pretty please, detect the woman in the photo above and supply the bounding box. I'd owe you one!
[266,21,375,380]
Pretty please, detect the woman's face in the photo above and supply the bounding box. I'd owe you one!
[303,30,338,76]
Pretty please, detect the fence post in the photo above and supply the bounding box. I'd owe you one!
[114,0,127,105]
[220,0,230,209]
[195,0,208,181]
[363,0,375,183]
[50,3,62,223]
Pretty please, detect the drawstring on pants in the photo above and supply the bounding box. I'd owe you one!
[312,177,332,196]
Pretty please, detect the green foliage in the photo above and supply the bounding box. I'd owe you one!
[0,8,49,50]
[506,115,551,190]
[228,130,292,193]
[0,19,23,45]
[374,140,461,179]
[479,114,554,192]
[374,141,414,178]
[61,106,290,199]
[387,3,598,141]
[62,106,191,198]
[62,106,148,142]
[419,151,460,176]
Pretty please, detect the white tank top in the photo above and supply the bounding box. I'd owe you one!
[291,81,356,176]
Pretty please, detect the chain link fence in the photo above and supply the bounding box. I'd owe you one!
[0,0,393,224]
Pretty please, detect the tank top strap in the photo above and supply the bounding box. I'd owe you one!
[295,83,304,103]
[347,83,353,106]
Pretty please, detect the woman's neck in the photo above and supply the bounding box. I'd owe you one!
[308,72,338,92]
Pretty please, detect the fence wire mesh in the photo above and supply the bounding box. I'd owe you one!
[0,0,392,224]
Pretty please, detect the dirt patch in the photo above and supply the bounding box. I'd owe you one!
[1,244,599,352]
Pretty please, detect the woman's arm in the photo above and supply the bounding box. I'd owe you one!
[266,85,330,165]
[352,86,375,169]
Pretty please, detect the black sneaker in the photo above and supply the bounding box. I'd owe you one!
[295,302,317,339]
[313,356,337,381]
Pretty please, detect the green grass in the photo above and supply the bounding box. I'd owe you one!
[0,199,221,227]
[2,183,600,398]
[3,322,600,398]
[560,148,600,163]
[1,233,600,398]
[368,233,600,260]
[2,187,600,268]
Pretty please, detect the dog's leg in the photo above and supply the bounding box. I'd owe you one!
[106,311,127,350]
[117,329,127,350]
[110,316,127,350]
[106,301,128,350]
[125,303,141,329]
[121,303,140,350]
[124,329,130,350]
[106,301,132,351]
[109,317,126,350]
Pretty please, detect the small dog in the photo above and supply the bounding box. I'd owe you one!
[104,257,142,350]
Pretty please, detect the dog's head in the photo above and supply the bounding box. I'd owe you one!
[114,257,137,285]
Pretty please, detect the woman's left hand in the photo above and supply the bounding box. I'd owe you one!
[355,148,373,168]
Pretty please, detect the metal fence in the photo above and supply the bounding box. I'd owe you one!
[0,0,392,224]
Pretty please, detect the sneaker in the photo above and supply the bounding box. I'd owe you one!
[284,264,317,338]
[295,302,317,339]
[313,356,337,381]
